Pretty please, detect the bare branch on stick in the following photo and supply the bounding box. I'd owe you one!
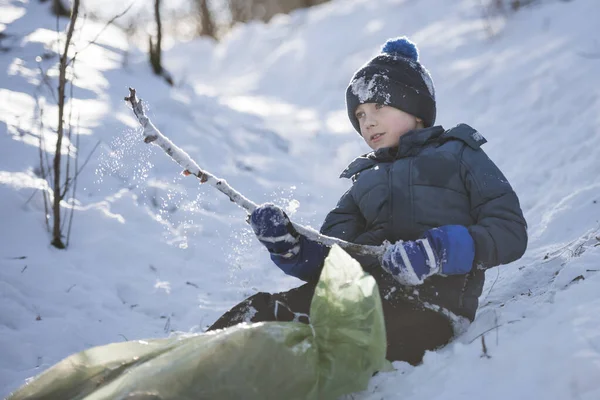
[123,88,386,259]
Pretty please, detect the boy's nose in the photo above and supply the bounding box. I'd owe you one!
[364,115,377,128]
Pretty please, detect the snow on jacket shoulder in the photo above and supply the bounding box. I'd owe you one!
[320,124,527,320]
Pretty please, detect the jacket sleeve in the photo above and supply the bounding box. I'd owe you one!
[269,188,367,282]
[460,146,528,269]
[269,236,329,282]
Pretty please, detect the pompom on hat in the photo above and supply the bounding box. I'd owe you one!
[346,37,436,133]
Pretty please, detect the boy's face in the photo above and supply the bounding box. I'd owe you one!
[355,103,421,150]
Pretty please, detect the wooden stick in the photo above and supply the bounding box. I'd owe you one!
[124,88,386,258]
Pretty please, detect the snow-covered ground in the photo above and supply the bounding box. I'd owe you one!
[1,0,599,398]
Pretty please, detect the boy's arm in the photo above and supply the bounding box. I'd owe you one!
[269,236,328,282]
[274,189,368,281]
[460,146,528,269]
[250,204,328,282]
[268,189,366,282]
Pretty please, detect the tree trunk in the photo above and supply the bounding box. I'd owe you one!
[227,0,329,24]
[51,0,70,17]
[196,0,216,39]
[228,0,252,24]
[148,0,173,85]
[149,0,163,76]
[52,0,79,249]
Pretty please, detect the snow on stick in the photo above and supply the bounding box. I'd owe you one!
[124,88,386,258]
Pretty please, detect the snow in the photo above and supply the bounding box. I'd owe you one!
[1,0,600,399]
[351,74,391,103]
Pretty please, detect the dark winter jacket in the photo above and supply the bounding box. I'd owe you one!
[319,124,528,321]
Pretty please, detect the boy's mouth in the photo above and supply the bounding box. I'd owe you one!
[370,132,385,142]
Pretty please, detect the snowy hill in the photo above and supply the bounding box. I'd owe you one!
[1,0,600,398]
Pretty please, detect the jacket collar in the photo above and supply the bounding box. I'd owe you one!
[340,126,446,178]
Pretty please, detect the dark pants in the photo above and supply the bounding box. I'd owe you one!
[207,274,453,365]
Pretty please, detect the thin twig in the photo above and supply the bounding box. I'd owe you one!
[66,115,81,248]
[163,316,171,333]
[70,1,136,61]
[542,226,599,262]
[494,310,499,346]
[24,189,39,207]
[481,335,491,358]
[36,103,51,233]
[468,319,520,344]
[61,55,77,200]
[61,139,101,193]
[55,10,60,58]
[34,96,54,193]
[470,325,501,344]
[123,88,386,259]
[36,63,58,103]
[482,268,500,305]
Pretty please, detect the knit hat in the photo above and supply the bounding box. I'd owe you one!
[346,37,436,133]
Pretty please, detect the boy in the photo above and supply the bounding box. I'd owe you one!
[208,37,528,365]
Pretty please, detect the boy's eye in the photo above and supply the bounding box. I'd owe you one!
[356,111,365,119]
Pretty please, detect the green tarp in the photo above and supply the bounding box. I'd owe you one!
[8,245,388,400]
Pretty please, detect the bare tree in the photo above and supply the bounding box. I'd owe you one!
[228,0,252,24]
[52,0,70,17]
[49,0,80,248]
[195,0,216,39]
[39,0,70,17]
[149,0,163,76]
[487,0,539,12]
[149,0,173,85]
[227,0,329,24]
[31,1,130,249]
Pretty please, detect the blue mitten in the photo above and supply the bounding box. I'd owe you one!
[382,225,475,285]
[250,203,329,281]
[249,204,300,258]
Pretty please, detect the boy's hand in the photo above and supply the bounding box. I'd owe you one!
[249,204,300,258]
[382,225,475,286]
